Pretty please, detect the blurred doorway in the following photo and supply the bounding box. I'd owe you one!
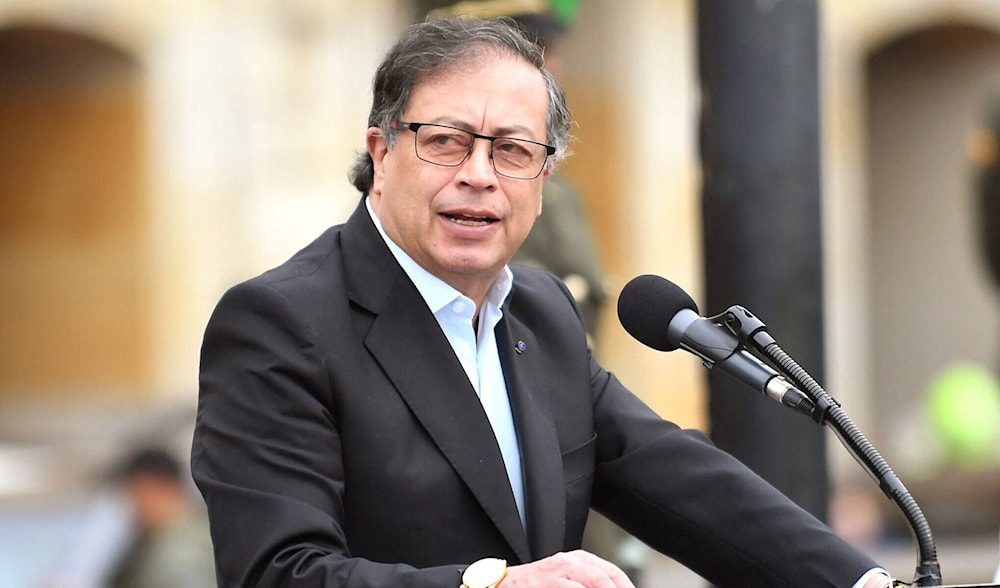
[0,26,151,406]
[865,24,1000,534]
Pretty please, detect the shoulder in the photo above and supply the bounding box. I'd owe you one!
[508,265,585,330]
[509,265,575,305]
[253,224,346,289]
[236,199,378,295]
[230,202,396,313]
[205,224,350,343]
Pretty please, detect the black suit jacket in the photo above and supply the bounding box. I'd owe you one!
[191,199,878,587]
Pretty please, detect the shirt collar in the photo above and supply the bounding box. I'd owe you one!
[365,197,513,314]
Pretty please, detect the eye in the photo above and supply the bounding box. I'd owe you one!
[493,139,533,159]
[424,129,470,149]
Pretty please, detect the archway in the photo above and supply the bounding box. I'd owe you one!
[0,25,151,405]
[864,23,1000,534]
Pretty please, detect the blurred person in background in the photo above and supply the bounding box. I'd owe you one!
[969,95,1000,587]
[972,98,1000,371]
[103,446,214,588]
[974,102,1000,298]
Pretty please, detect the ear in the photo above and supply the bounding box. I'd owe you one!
[366,127,389,197]
[536,167,552,217]
[367,126,388,159]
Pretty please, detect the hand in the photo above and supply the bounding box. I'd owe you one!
[863,572,895,588]
[501,550,635,587]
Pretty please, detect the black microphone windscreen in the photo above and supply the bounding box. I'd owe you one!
[617,274,699,352]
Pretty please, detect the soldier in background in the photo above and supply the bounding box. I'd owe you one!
[973,103,1000,297]
[422,0,636,582]
[104,447,215,588]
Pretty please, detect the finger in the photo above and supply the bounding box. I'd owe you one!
[562,551,636,588]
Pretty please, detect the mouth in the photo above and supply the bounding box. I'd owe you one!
[443,212,497,227]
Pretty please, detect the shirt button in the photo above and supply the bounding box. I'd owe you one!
[452,301,465,313]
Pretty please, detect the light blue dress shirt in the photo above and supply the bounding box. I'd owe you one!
[366,199,526,531]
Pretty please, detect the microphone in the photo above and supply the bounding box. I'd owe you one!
[619,274,955,585]
[617,274,815,417]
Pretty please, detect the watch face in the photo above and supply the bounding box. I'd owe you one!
[462,558,507,588]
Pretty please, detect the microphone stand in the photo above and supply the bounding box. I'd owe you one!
[719,305,943,587]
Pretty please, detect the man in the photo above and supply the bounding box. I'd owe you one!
[191,17,893,587]
[106,447,215,588]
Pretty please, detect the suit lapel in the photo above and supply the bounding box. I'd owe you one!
[342,202,531,561]
[496,310,566,559]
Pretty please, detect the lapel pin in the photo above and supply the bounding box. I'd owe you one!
[515,340,526,354]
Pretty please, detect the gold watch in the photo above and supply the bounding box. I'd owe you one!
[461,557,507,588]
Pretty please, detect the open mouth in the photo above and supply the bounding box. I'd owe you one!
[444,213,496,227]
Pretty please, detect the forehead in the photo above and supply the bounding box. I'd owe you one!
[406,53,549,135]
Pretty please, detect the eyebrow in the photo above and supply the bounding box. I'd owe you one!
[424,116,540,141]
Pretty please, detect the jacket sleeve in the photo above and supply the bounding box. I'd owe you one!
[190,280,464,587]
[585,356,880,588]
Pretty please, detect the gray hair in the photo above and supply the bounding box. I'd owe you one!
[348,17,573,194]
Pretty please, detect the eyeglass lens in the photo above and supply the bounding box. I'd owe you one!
[412,124,548,179]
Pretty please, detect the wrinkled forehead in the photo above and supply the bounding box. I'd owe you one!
[405,51,549,131]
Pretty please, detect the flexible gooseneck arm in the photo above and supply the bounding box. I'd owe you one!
[721,305,942,587]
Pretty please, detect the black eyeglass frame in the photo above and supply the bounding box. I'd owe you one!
[391,120,556,180]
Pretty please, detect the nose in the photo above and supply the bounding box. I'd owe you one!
[456,138,497,186]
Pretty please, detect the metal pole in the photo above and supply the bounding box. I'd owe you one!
[697,0,829,520]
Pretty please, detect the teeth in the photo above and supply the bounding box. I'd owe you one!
[448,214,492,227]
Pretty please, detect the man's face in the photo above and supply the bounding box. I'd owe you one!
[367,53,550,301]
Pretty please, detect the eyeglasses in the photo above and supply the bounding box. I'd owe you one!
[392,121,555,180]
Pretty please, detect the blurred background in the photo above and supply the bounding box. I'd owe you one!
[1,0,999,586]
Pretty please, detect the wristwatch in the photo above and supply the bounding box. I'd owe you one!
[461,557,507,588]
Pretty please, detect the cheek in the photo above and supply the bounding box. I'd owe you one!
[374,156,411,211]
